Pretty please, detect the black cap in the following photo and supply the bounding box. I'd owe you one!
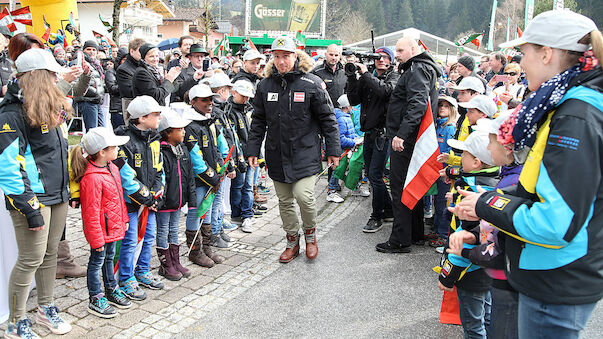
[186,44,208,57]
[139,43,157,60]
[83,40,99,51]
[115,47,128,64]
[457,55,475,71]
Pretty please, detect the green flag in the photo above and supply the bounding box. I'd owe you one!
[196,191,216,218]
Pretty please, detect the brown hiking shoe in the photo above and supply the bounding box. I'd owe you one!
[279,233,300,263]
[56,240,86,278]
[305,228,318,260]
[185,230,215,267]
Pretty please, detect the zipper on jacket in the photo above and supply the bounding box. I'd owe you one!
[177,158,183,209]
[104,213,110,236]
[289,90,292,112]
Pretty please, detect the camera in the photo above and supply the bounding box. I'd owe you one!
[343,50,382,76]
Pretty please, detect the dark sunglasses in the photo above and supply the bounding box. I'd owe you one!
[504,72,519,76]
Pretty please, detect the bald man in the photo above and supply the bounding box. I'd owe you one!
[312,44,346,104]
[377,37,441,253]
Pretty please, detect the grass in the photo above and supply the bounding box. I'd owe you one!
[68,134,82,146]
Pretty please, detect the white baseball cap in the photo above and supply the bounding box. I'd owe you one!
[158,108,191,132]
[438,95,458,108]
[232,80,255,98]
[448,131,494,166]
[459,95,497,118]
[81,127,129,155]
[204,73,232,88]
[337,94,350,108]
[15,48,70,74]
[271,37,297,53]
[473,110,513,135]
[500,10,597,52]
[188,84,219,101]
[243,49,265,61]
[127,96,164,119]
[452,76,485,94]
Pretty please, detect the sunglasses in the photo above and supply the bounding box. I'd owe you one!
[504,72,518,76]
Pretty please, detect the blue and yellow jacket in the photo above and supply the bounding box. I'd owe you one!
[475,67,603,305]
[0,84,70,228]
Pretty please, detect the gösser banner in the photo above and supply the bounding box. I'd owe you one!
[245,0,326,38]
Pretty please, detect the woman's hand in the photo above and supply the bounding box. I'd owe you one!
[448,186,486,221]
[30,225,45,231]
[166,66,181,83]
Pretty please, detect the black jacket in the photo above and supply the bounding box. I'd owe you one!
[184,114,224,188]
[172,64,200,102]
[105,68,121,114]
[0,49,12,95]
[232,69,260,86]
[248,50,341,184]
[312,62,346,104]
[212,101,237,173]
[132,62,176,105]
[224,97,252,171]
[73,55,105,104]
[116,54,139,99]
[386,52,441,144]
[0,83,70,228]
[347,68,399,133]
[158,141,196,211]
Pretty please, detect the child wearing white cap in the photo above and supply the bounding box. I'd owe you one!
[70,127,132,318]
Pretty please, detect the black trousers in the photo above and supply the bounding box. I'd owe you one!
[364,134,392,219]
[388,146,425,247]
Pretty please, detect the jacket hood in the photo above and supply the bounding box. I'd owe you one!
[265,50,314,78]
[399,51,442,77]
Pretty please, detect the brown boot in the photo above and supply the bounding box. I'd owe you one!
[254,186,267,204]
[56,240,86,278]
[157,248,182,281]
[279,233,300,263]
[170,244,190,278]
[185,230,215,267]
[304,228,318,260]
[201,223,224,264]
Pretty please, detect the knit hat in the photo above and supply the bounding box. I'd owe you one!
[115,47,128,65]
[82,40,99,51]
[375,47,394,61]
[457,55,475,72]
[139,43,157,60]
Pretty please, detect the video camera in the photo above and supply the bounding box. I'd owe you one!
[342,50,382,76]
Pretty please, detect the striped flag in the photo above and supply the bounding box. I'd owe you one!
[246,37,257,50]
[401,102,442,209]
[10,6,32,26]
[41,15,51,41]
[0,8,17,33]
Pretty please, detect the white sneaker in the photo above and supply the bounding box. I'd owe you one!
[435,246,444,254]
[327,191,344,203]
[352,185,370,197]
[241,218,253,233]
[37,304,72,335]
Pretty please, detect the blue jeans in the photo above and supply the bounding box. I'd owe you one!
[211,183,225,235]
[87,241,117,297]
[457,288,492,339]
[489,287,518,339]
[77,101,104,131]
[253,166,260,185]
[328,175,341,191]
[230,167,254,219]
[118,211,156,282]
[155,210,181,249]
[363,134,392,220]
[186,185,212,231]
[518,293,596,339]
[434,178,452,238]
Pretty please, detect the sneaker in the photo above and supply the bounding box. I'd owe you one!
[135,272,164,290]
[241,218,253,233]
[424,210,434,218]
[36,304,72,334]
[351,185,370,197]
[211,233,231,248]
[223,219,238,231]
[375,241,412,253]
[220,230,231,242]
[230,216,243,225]
[326,191,344,203]
[5,318,40,339]
[88,295,117,319]
[383,210,394,223]
[429,237,447,248]
[363,218,383,233]
[106,287,132,309]
[257,184,270,193]
[253,202,268,211]
[435,246,445,254]
[253,208,264,216]
[119,277,147,300]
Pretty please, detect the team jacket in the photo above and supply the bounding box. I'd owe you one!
[211,102,237,173]
[158,141,196,211]
[311,61,346,104]
[0,84,70,228]
[113,124,164,213]
[475,67,603,305]
[224,97,252,171]
[184,111,229,188]
[80,160,128,249]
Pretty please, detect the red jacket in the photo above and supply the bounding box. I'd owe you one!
[80,160,129,249]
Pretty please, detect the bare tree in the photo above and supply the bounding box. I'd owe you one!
[325,0,351,39]
[112,0,124,42]
[336,11,374,45]
[197,0,218,47]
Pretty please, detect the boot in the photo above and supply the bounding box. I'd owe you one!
[304,228,318,260]
[169,244,190,278]
[185,230,215,268]
[56,240,86,278]
[157,248,182,281]
[201,223,224,264]
[279,233,300,263]
[254,186,267,204]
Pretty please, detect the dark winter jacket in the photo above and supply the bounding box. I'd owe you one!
[0,82,70,228]
[116,54,139,99]
[312,61,346,105]
[386,52,441,144]
[224,97,252,171]
[212,102,236,173]
[133,61,176,105]
[105,68,121,114]
[80,160,128,249]
[73,55,105,104]
[231,69,260,86]
[172,64,202,102]
[0,49,12,95]
[158,141,196,211]
[248,50,341,183]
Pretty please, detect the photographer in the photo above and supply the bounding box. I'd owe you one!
[346,46,399,233]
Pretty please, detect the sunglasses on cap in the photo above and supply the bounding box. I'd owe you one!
[504,72,519,76]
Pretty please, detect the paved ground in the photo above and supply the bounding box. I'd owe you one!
[1,172,601,338]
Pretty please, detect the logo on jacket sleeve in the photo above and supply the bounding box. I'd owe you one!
[1,123,15,133]
[293,92,305,102]
[40,124,49,134]
[488,195,510,210]
[134,153,142,167]
[267,93,278,101]
[27,197,40,210]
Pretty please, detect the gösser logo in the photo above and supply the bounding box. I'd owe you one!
[254,4,286,19]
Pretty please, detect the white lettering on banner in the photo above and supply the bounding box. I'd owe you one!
[254,4,286,19]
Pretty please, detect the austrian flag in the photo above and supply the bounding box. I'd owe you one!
[401,102,442,209]
[0,9,17,33]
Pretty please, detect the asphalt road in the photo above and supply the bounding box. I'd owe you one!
[182,195,602,338]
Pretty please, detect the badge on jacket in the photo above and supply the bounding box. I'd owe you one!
[267,93,278,101]
[202,135,209,147]
[293,92,305,102]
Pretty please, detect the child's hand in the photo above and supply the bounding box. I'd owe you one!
[438,281,453,292]
[437,153,449,163]
[449,230,476,251]
[446,247,463,257]
[445,192,453,203]
[96,246,104,252]
[227,171,236,179]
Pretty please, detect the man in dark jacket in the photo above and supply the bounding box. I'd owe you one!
[117,38,145,120]
[74,40,105,131]
[311,44,346,105]
[247,37,341,264]
[166,35,194,72]
[379,37,441,253]
[172,44,212,102]
[105,48,128,127]
[347,46,399,233]
[231,49,263,86]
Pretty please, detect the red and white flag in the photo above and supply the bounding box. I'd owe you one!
[10,6,32,26]
[0,8,17,33]
[401,102,442,209]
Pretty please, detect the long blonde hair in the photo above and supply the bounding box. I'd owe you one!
[17,69,72,128]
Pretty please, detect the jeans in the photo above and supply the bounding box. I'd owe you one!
[273,175,317,235]
[77,101,104,131]
[186,185,212,231]
[434,178,452,238]
[456,288,492,339]
[211,183,225,235]
[110,112,125,129]
[253,166,260,185]
[118,211,156,282]
[230,167,254,219]
[518,293,597,339]
[489,287,518,339]
[364,135,392,220]
[87,241,117,297]
[155,210,181,249]
[328,175,341,191]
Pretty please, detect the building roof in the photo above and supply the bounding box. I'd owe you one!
[164,7,206,22]
[215,20,232,34]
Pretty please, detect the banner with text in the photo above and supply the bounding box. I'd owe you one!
[245,0,325,38]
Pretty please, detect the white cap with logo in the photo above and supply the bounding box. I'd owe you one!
[337,94,350,108]
[452,76,485,94]
[203,73,233,88]
[158,108,191,132]
[232,80,255,98]
[188,84,220,101]
[81,127,130,156]
[271,37,297,53]
[243,49,265,61]
[15,48,70,74]
[127,96,164,119]
[448,131,494,166]
[459,95,498,118]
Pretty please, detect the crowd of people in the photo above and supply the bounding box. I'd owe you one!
[0,8,601,339]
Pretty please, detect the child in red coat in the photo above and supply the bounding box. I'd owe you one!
[70,127,131,318]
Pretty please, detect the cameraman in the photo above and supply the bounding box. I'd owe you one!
[347,47,399,233]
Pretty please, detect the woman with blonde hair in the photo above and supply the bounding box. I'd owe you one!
[491,62,526,108]
[0,48,73,338]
